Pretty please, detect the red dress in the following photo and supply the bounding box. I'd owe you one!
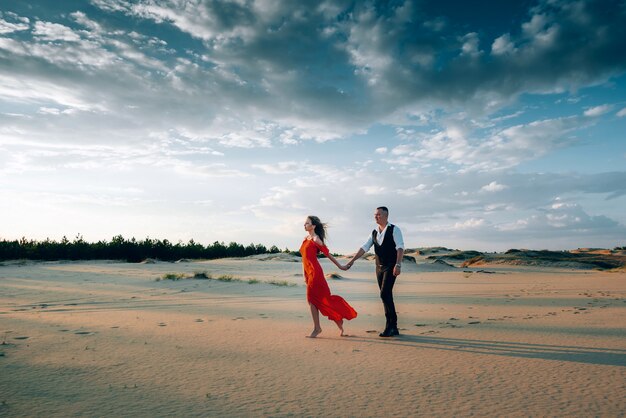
[299,239,357,321]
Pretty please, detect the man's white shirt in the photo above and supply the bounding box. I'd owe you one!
[361,223,404,252]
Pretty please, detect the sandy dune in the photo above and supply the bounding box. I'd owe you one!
[1,257,625,417]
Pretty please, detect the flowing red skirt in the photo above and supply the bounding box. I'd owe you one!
[300,239,357,321]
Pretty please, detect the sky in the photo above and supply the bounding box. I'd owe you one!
[1,0,625,253]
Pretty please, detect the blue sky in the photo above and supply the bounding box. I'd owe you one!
[1,0,625,252]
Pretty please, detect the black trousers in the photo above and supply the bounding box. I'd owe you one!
[376,265,397,329]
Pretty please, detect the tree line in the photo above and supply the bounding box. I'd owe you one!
[0,235,282,262]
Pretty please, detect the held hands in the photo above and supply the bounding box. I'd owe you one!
[336,260,354,271]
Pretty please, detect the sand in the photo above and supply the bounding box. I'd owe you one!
[1,257,625,417]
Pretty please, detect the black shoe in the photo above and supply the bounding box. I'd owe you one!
[390,327,400,336]
[379,329,394,337]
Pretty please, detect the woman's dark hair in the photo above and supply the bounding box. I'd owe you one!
[307,215,327,243]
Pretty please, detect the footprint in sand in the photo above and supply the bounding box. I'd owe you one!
[414,324,428,327]
[468,321,481,325]
[75,331,93,335]
[366,330,378,333]
[232,317,246,320]
[14,336,29,340]
[194,319,204,322]
[157,323,167,327]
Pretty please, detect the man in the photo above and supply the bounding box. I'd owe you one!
[347,206,404,337]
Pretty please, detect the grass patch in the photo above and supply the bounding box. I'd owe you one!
[156,271,213,281]
[193,270,212,279]
[267,280,297,287]
[155,272,296,287]
[158,272,187,281]
[217,274,240,282]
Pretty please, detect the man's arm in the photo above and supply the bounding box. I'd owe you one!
[346,248,366,269]
[393,226,405,276]
[393,247,404,276]
[347,234,374,269]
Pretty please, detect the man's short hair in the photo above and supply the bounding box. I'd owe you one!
[377,206,389,214]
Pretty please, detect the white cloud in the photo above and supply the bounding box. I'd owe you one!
[507,200,622,233]
[38,107,62,115]
[0,17,29,34]
[495,219,528,232]
[0,74,107,112]
[584,104,612,117]
[0,37,27,55]
[491,34,515,55]
[360,186,386,195]
[460,32,481,56]
[616,107,626,118]
[481,181,508,192]
[385,116,583,172]
[33,21,81,42]
[253,161,299,174]
[375,147,388,154]
[397,184,429,196]
[453,218,485,230]
[218,131,272,148]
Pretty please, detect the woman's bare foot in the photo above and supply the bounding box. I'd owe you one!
[335,319,344,336]
[307,328,322,338]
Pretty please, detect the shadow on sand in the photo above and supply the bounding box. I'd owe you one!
[346,334,626,367]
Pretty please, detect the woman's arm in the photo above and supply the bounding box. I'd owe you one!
[313,236,347,271]
[326,253,348,271]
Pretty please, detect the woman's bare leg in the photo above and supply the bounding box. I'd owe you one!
[308,304,322,338]
[334,319,344,336]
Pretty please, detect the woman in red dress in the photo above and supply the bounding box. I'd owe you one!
[300,216,357,338]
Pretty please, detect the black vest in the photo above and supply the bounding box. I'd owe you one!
[373,224,397,267]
